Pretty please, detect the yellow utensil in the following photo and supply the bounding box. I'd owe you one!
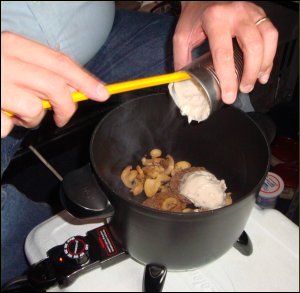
[2,71,191,117]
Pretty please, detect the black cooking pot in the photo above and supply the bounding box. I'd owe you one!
[62,93,269,273]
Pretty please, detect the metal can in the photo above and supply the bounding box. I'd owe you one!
[182,41,244,115]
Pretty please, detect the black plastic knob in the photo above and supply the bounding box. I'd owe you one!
[143,264,167,292]
[63,236,89,265]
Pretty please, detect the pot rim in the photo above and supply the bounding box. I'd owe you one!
[90,93,270,218]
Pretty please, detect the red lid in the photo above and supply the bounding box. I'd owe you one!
[271,136,299,163]
[272,163,299,189]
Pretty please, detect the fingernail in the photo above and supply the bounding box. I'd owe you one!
[223,92,236,104]
[240,84,254,93]
[260,74,269,84]
[96,84,110,101]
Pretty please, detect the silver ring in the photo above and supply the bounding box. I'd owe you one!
[255,17,269,26]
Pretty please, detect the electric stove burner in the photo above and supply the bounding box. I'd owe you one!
[23,222,252,292]
[25,206,299,292]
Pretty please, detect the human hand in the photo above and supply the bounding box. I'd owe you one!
[1,32,110,138]
[173,1,278,104]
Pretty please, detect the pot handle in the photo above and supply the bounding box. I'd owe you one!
[60,164,114,219]
[143,264,167,292]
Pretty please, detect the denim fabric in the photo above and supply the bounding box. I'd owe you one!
[1,128,53,285]
[85,9,177,83]
[1,185,52,285]
[1,128,27,177]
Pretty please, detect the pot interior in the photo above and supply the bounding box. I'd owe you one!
[91,93,269,207]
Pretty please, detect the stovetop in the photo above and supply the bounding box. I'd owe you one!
[25,205,299,292]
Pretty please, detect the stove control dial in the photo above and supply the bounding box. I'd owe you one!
[63,236,89,265]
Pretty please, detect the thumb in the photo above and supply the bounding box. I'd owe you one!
[173,29,207,71]
[173,37,192,71]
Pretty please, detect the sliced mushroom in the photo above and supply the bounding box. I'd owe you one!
[161,197,178,211]
[131,180,144,196]
[141,157,154,166]
[171,161,192,176]
[128,170,138,182]
[143,165,164,179]
[136,165,144,180]
[156,173,171,183]
[164,155,175,175]
[121,166,135,188]
[144,178,161,197]
[152,157,164,165]
[150,149,162,158]
[159,185,169,193]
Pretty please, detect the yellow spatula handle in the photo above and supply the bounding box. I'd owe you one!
[2,71,190,117]
[106,71,190,95]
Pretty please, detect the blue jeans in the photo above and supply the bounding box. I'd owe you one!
[1,9,254,286]
[85,9,176,83]
[1,129,53,285]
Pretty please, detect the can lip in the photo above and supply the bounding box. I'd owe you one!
[259,172,285,198]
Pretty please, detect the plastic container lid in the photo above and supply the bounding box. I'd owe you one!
[259,172,285,198]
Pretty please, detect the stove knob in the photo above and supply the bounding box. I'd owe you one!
[63,236,89,265]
